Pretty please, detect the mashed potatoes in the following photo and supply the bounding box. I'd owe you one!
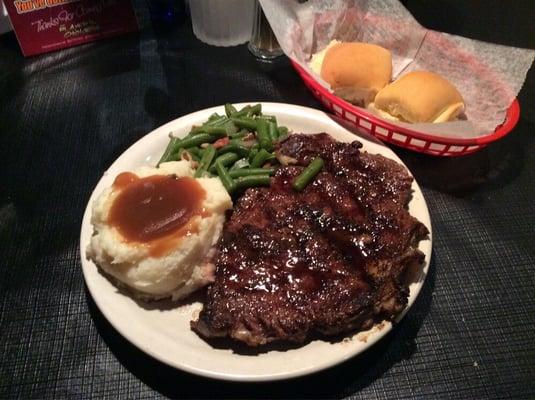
[86,161,232,300]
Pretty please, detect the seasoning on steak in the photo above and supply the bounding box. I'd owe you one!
[191,133,429,346]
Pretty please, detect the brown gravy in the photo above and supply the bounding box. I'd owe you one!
[109,173,206,256]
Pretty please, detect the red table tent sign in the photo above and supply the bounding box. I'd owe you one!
[3,0,139,56]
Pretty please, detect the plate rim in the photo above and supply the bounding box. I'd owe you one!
[80,102,433,382]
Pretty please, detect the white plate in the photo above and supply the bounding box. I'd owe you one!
[80,103,432,382]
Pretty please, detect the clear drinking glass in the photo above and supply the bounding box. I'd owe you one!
[248,0,283,60]
[189,0,255,47]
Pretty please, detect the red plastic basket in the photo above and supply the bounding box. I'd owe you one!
[291,61,520,156]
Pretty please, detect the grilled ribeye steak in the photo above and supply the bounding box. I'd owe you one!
[192,133,429,346]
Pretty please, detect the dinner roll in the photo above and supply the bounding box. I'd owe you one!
[320,42,392,106]
[370,71,465,123]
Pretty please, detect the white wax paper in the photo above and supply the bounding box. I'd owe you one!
[259,0,534,138]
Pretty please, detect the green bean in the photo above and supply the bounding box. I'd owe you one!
[229,168,274,178]
[189,153,200,162]
[225,104,238,117]
[257,115,277,124]
[194,145,216,178]
[186,147,203,158]
[184,148,200,162]
[277,126,288,139]
[223,120,238,136]
[229,158,250,170]
[209,152,240,173]
[202,126,227,136]
[229,129,249,139]
[215,161,236,193]
[210,116,230,126]
[173,149,184,161]
[157,137,182,166]
[168,147,183,162]
[268,121,279,141]
[217,143,250,158]
[189,115,228,134]
[248,146,259,163]
[229,138,246,145]
[188,126,206,135]
[293,157,324,191]
[233,175,271,192]
[256,118,273,151]
[250,149,273,168]
[231,117,257,131]
[178,133,219,149]
[231,105,251,118]
[208,112,221,122]
[247,104,262,116]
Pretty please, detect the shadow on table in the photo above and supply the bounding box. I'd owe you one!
[392,112,534,198]
[148,17,322,120]
[86,255,436,399]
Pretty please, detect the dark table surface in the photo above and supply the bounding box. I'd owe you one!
[1,1,534,399]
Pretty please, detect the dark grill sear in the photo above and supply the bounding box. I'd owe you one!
[191,133,429,346]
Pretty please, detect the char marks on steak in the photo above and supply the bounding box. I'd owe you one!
[192,133,429,346]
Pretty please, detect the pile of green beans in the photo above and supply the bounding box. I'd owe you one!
[157,103,287,194]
